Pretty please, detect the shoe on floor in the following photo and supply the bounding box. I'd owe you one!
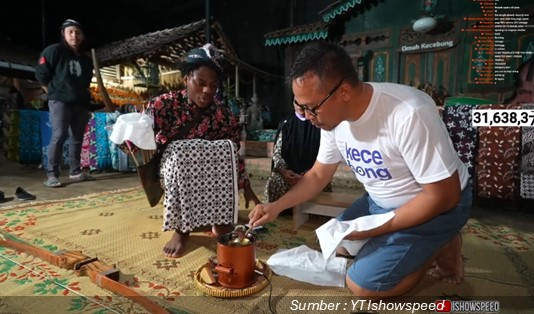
[15,187,36,201]
[69,171,93,181]
[0,190,5,203]
[44,177,62,188]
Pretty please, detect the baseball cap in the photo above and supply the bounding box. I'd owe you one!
[61,19,83,31]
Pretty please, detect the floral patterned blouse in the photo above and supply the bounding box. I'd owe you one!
[145,89,248,189]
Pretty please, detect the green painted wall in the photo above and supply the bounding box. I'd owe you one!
[340,0,534,99]
[344,0,533,32]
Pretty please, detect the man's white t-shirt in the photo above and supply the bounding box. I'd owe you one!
[317,83,469,209]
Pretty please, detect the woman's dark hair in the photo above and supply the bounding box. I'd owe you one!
[288,42,359,87]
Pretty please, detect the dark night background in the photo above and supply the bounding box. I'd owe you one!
[1,0,335,121]
[1,0,333,76]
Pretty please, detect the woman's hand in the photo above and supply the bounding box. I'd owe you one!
[280,168,302,186]
[119,140,140,154]
[243,184,261,209]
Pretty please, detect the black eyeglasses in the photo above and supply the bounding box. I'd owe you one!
[293,77,344,117]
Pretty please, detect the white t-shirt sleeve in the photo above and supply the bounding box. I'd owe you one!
[317,129,342,164]
[395,106,459,184]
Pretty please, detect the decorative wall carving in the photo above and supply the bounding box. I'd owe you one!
[340,29,392,50]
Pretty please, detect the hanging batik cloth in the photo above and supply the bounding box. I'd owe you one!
[18,110,41,165]
[80,115,93,169]
[94,112,112,170]
[6,110,20,162]
[442,105,479,177]
[520,103,534,199]
[476,103,522,199]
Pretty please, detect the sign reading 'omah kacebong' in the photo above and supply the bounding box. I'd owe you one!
[400,39,458,53]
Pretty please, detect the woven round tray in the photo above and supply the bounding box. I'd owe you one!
[194,260,272,298]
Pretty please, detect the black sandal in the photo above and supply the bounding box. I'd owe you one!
[15,187,36,201]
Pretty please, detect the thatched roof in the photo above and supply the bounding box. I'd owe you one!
[94,19,272,77]
[96,19,217,66]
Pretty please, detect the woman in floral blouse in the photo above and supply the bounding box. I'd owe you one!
[146,44,260,258]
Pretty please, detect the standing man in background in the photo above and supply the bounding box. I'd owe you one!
[36,19,94,188]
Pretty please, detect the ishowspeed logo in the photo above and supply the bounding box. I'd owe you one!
[435,300,500,313]
[347,299,500,313]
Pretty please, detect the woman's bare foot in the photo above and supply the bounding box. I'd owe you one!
[212,224,234,237]
[430,233,464,284]
[163,231,189,258]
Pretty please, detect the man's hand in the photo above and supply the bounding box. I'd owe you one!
[343,218,393,240]
[248,203,280,228]
[243,184,260,209]
[343,230,372,241]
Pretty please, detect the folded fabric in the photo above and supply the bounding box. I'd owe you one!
[109,113,156,150]
[266,245,347,287]
[316,212,395,261]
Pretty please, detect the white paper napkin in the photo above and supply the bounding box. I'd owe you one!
[109,113,156,150]
[266,245,347,287]
[315,212,395,261]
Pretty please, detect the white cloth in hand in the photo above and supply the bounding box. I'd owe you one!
[266,245,347,287]
[109,113,156,150]
[316,212,395,261]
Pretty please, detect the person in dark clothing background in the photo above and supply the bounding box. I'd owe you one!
[264,106,331,205]
[35,19,94,188]
[8,86,24,109]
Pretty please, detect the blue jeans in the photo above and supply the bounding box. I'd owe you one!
[46,100,90,178]
[338,182,472,291]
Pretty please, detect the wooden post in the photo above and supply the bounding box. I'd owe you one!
[235,65,239,99]
[91,48,117,112]
[252,74,256,96]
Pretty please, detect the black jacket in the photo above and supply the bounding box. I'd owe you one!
[35,43,93,106]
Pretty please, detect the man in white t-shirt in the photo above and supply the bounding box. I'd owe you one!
[248,43,472,299]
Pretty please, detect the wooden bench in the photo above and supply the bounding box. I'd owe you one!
[292,190,365,230]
